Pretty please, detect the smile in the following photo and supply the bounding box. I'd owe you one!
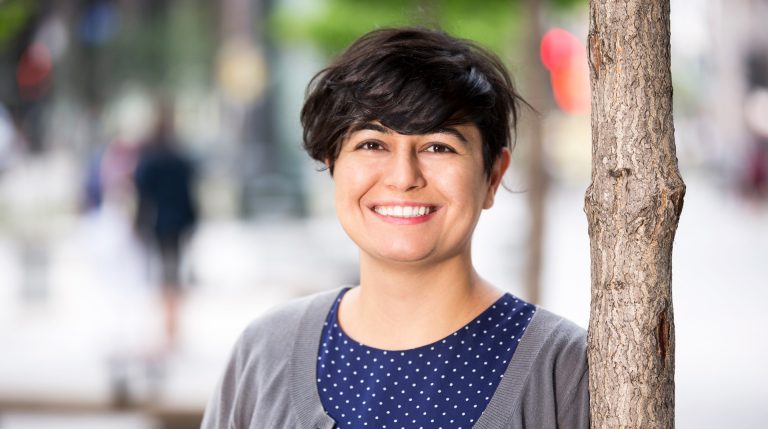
[372,205,437,218]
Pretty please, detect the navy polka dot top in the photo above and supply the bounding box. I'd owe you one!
[316,288,536,429]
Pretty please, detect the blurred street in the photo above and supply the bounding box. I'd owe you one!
[0,173,766,428]
[1,0,767,428]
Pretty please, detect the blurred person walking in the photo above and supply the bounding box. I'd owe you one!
[134,102,198,354]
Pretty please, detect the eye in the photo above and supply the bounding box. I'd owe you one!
[355,141,385,151]
[424,143,457,154]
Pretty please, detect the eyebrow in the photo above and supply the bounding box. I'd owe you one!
[351,123,469,144]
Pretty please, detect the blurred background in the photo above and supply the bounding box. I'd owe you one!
[0,0,766,428]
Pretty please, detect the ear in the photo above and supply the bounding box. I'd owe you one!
[483,148,511,209]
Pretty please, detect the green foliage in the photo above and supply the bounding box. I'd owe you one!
[0,0,37,48]
[270,0,586,60]
[164,1,215,86]
[271,0,523,59]
[549,0,586,9]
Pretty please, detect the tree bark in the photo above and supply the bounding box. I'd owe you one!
[585,1,685,428]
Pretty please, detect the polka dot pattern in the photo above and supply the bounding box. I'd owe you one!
[316,288,535,429]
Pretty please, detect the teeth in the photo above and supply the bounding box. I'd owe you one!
[374,205,433,218]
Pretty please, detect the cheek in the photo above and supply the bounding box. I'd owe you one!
[435,164,488,205]
[333,162,376,208]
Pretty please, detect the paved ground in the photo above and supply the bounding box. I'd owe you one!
[0,173,766,428]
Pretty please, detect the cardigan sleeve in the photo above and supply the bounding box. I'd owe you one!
[200,334,246,429]
[199,304,297,429]
[200,290,338,429]
[554,335,589,428]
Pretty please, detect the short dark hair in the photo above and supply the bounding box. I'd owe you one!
[301,27,525,177]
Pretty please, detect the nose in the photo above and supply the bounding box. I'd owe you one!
[384,149,426,191]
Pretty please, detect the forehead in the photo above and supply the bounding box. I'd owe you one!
[347,122,480,143]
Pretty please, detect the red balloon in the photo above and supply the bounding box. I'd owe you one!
[540,28,590,114]
[540,28,580,72]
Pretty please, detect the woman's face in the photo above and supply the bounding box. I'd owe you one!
[331,122,509,266]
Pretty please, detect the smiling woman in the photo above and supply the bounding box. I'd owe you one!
[202,28,589,429]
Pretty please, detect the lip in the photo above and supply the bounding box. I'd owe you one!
[367,201,440,225]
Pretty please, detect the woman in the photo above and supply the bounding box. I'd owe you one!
[202,27,588,429]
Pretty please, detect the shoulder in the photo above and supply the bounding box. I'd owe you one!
[513,307,589,428]
[201,287,344,429]
[235,287,344,362]
[524,307,587,394]
[527,307,586,363]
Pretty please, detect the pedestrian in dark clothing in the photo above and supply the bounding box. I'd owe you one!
[134,105,197,352]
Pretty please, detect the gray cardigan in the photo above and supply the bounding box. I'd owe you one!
[201,288,589,428]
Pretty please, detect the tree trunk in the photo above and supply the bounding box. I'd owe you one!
[523,0,548,305]
[585,1,685,428]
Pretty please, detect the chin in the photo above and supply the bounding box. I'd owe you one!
[368,243,437,264]
[377,253,432,265]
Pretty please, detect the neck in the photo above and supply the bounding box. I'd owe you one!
[337,251,503,350]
